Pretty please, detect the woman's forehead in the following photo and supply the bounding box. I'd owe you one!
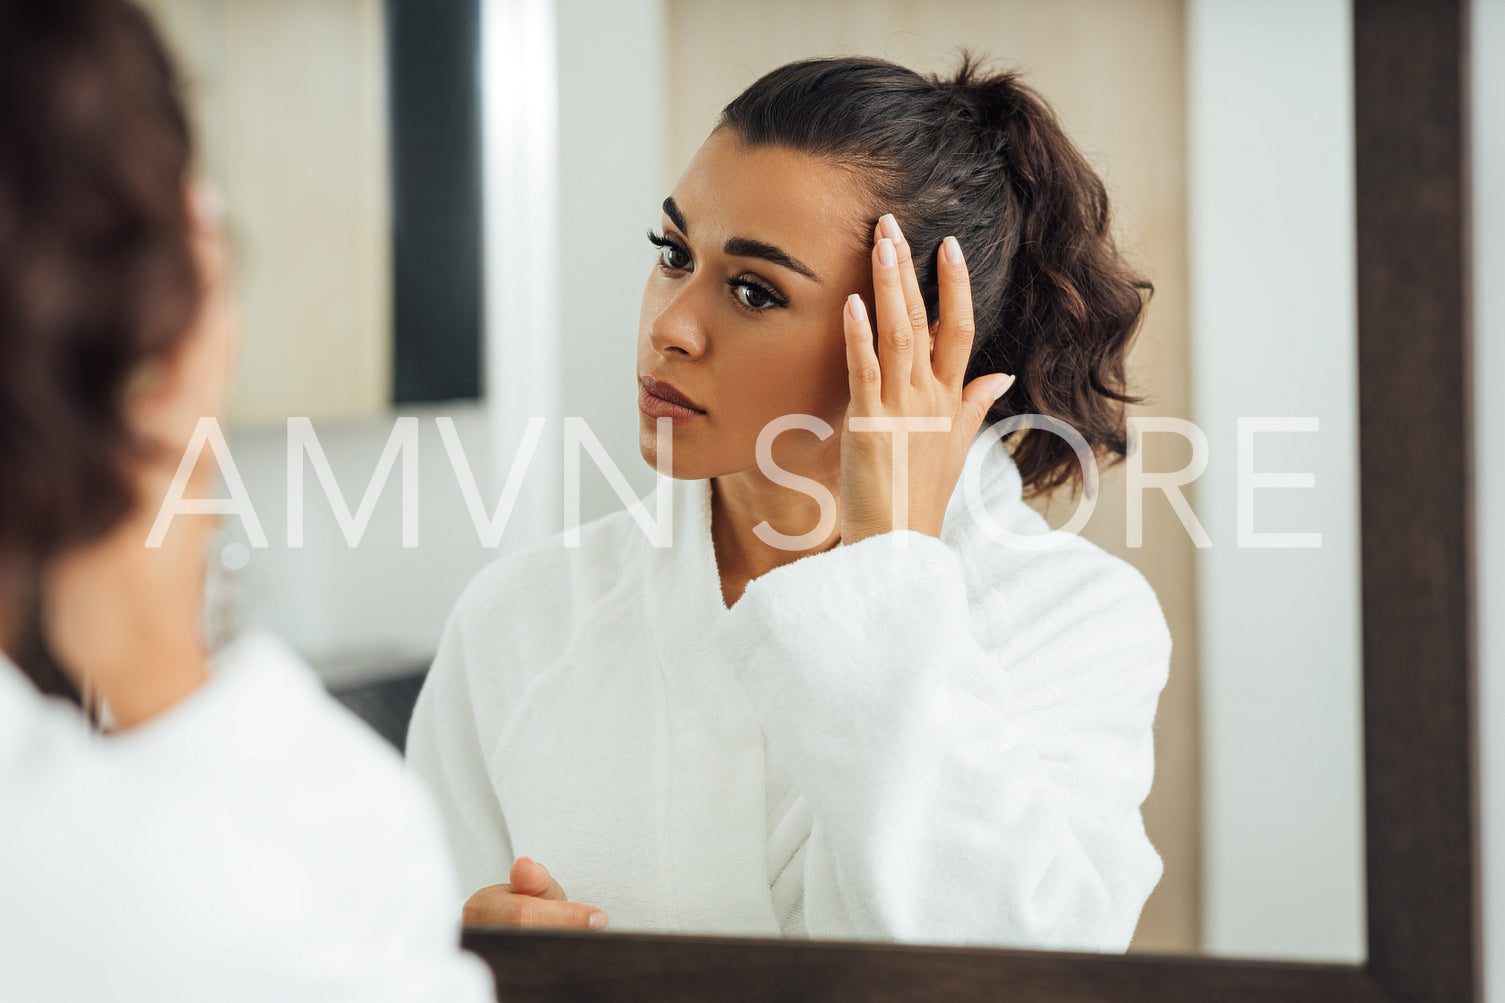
[667,131,871,263]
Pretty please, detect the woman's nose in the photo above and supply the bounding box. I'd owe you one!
[646,284,710,359]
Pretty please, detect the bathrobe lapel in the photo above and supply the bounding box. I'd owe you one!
[638,475,782,936]
[631,432,1025,936]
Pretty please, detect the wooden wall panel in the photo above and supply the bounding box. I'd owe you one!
[139,0,392,428]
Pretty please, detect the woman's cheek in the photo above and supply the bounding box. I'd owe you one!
[763,340,846,429]
[637,275,664,348]
[808,318,856,417]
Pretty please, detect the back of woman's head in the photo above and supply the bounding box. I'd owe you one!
[0,0,198,697]
[719,53,1150,498]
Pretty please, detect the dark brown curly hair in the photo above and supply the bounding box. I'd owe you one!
[0,0,199,705]
[719,54,1150,498]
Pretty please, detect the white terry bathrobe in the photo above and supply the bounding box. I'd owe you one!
[0,631,494,1003]
[406,431,1172,951]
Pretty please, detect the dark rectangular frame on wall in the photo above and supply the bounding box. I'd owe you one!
[386,0,484,405]
[460,0,1480,998]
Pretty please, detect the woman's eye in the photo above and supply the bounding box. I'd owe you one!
[733,282,775,310]
[657,242,689,270]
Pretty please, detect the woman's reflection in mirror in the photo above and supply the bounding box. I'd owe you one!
[408,53,1170,951]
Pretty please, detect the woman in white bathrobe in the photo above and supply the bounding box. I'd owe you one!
[407,54,1172,951]
[0,3,492,999]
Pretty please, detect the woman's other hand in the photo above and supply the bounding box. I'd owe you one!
[839,214,1014,545]
[461,857,609,930]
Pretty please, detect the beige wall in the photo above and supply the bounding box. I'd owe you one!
[138,0,392,428]
[666,0,1199,953]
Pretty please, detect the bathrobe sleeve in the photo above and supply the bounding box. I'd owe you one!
[407,600,517,898]
[726,529,1171,951]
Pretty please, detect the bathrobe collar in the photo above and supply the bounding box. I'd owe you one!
[944,423,1027,540]
[638,473,748,712]
[639,425,1024,637]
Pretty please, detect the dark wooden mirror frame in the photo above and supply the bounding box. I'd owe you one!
[460,0,1479,997]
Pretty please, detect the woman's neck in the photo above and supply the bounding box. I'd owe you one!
[709,455,843,607]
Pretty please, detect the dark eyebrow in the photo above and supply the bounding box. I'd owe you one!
[662,196,688,234]
[661,195,820,283]
[724,237,819,282]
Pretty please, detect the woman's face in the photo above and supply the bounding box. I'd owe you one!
[636,129,875,481]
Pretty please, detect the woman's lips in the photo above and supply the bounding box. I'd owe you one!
[638,375,706,423]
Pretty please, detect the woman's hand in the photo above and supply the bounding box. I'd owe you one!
[839,214,1014,545]
[461,857,609,931]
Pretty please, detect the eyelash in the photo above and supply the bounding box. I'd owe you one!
[646,229,789,314]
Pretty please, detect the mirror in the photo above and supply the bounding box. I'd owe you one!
[141,0,1370,967]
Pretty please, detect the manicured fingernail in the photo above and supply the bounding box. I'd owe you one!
[943,235,963,264]
[846,293,866,322]
[588,911,609,930]
[877,237,897,267]
[879,213,902,242]
[991,373,1016,400]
